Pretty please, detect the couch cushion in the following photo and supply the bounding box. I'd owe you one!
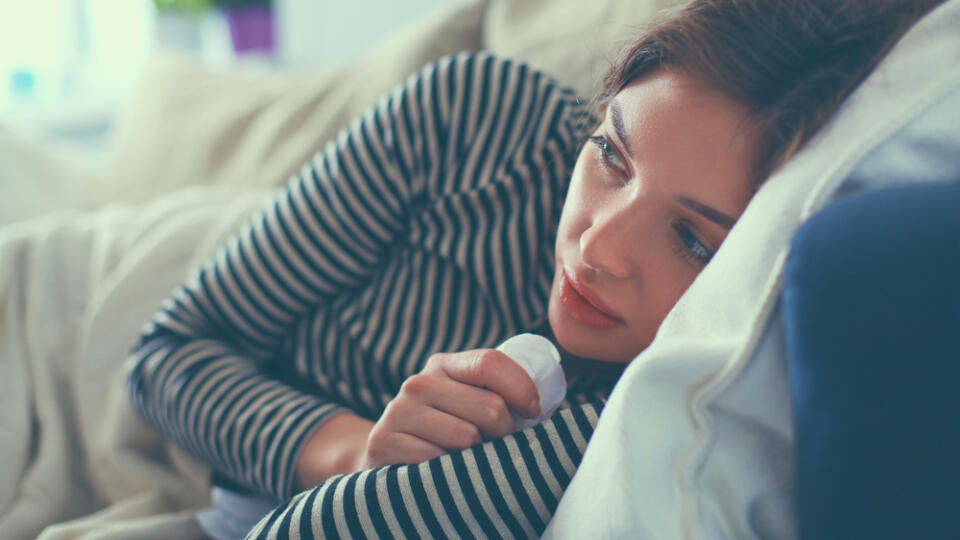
[484,0,684,98]
[785,182,960,540]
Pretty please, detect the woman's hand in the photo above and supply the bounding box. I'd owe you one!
[293,348,540,491]
[361,348,541,469]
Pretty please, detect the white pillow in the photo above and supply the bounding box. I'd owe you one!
[543,1,960,538]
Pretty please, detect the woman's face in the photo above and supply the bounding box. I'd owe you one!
[549,67,756,363]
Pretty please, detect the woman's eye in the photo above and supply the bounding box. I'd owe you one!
[673,223,715,265]
[589,134,626,173]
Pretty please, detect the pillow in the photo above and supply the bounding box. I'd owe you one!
[785,183,960,540]
[484,0,684,98]
[92,0,485,207]
[543,1,960,538]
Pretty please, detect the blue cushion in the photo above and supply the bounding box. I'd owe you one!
[783,183,960,540]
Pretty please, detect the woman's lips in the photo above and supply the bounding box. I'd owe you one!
[559,269,623,330]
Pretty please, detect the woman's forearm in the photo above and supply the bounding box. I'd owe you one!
[294,412,376,492]
[127,331,355,500]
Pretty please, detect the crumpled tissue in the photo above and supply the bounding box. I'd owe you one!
[496,333,567,432]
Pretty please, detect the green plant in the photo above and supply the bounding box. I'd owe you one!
[152,0,212,13]
[152,0,270,12]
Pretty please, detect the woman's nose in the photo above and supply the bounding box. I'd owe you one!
[579,206,639,280]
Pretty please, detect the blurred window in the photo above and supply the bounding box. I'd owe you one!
[0,0,154,114]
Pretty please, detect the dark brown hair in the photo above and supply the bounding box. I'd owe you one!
[597,0,944,188]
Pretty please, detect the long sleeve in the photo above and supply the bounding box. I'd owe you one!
[126,52,591,502]
[245,402,603,540]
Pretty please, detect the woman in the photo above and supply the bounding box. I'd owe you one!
[126,0,940,537]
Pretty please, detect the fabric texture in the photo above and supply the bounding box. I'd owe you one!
[0,185,275,540]
[784,183,960,540]
[483,0,683,98]
[0,125,99,228]
[543,1,960,538]
[126,52,609,537]
[246,404,602,539]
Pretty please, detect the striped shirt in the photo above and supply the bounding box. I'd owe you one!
[126,51,605,537]
[247,403,605,539]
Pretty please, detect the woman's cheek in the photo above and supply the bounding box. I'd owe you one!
[564,149,610,217]
[558,163,592,240]
[650,259,697,320]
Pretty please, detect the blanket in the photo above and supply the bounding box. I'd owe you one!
[0,185,279,539]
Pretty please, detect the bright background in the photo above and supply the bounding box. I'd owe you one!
[0,0,448,142]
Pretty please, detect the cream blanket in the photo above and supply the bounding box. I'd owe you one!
[0,186,278,539]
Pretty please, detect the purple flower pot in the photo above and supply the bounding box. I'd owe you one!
[224,5,275,55]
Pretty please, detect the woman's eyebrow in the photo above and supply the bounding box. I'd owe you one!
[674,195,736,229]
[611,97,734,230]
[609,100,634,158]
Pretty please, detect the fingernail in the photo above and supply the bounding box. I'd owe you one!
[527,398,541,417]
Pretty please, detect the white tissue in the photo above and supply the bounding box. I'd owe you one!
[496,333,567,432]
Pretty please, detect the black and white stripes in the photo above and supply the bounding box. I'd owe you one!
[247,404,603,540]
[126,51,592,515]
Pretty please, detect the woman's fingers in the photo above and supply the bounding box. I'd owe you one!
[363,429,447,469]
[380,396,484,450]
[399,373,515,440]
[426,349,541,418]
[363,347,545,469]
